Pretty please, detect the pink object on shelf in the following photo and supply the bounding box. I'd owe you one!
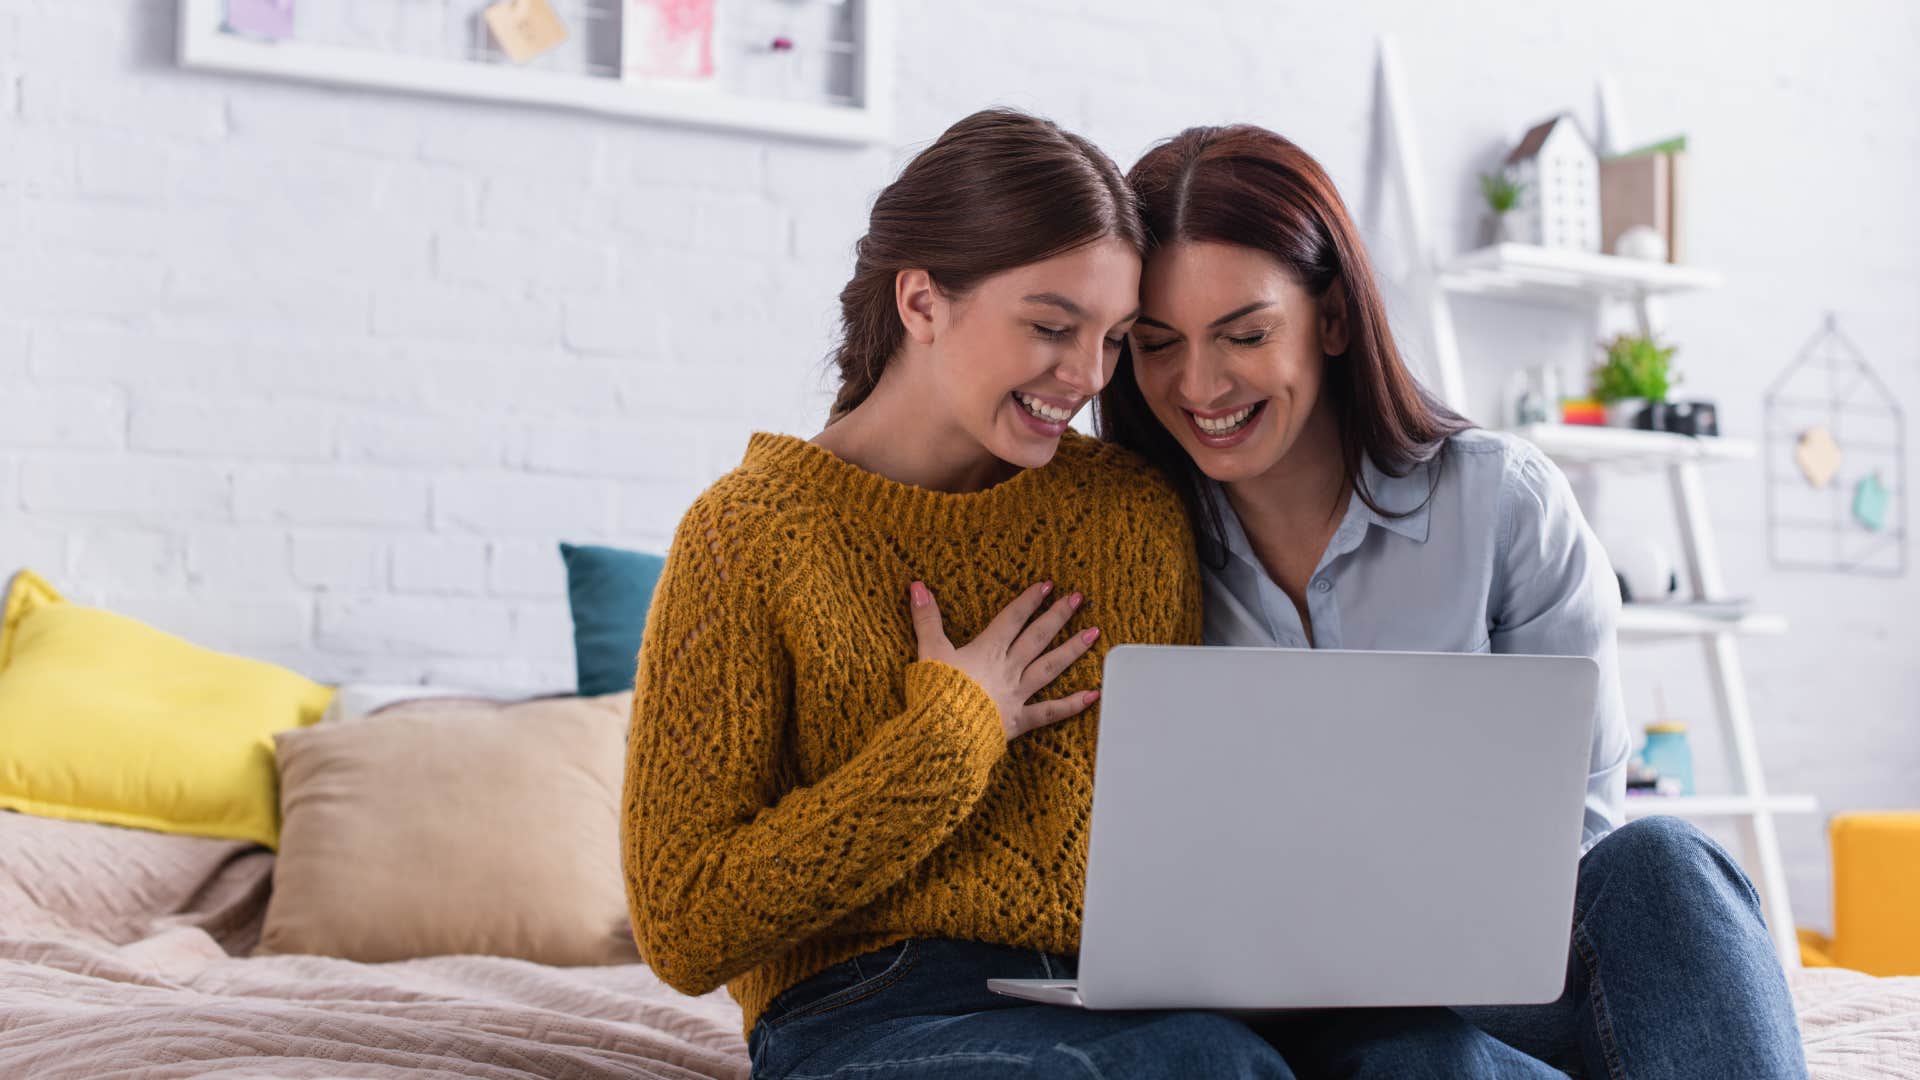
[225,0,294,40]
[622,0,716,80]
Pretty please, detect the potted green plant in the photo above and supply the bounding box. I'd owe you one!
[1479,171,1527,244]
[1591,334,1679,428]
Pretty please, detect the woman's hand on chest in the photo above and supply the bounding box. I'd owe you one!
[908,579,1103,741]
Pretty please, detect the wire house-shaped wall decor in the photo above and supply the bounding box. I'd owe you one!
[1764,313,1906,576]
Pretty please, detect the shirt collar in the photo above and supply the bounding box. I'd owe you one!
[1206,454,1434,571]
[1355,453,1434,544]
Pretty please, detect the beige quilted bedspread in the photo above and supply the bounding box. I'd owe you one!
[2,810,1916,1078]
[0,810,752,1079]
[0,932,751,1079]
[1793,966,1920,1079]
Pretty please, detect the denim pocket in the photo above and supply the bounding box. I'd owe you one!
[764,939,919,1030]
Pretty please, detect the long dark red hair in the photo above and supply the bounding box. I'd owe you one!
[1096,125,1470,564]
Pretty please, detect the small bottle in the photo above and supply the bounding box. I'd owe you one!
[1639,722,1694,796]
[1535,366,1562,422]
[1507,370,1538,427]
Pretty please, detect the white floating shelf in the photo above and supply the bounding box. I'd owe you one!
[1440,244,1723,305]
[1510,423,1755,468]
[1623,794,1819,819]
[1618,605,1789,641]
[175,0,892,145]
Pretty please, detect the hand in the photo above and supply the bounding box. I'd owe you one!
[908,580,1102,741]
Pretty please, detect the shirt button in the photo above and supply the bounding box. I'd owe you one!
[1313,578,1332,593]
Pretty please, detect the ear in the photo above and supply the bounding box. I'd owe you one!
[1317,277,1351,358]
[895,269,939,347]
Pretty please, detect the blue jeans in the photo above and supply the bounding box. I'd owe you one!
[1259,817,1807,1078]
[1455,815,1808,1078]
[749,817,1805,1078]
[748,938,1294,1078]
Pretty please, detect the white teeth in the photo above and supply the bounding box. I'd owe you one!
[1014,392,1074,423]
[1193,403,1259,435]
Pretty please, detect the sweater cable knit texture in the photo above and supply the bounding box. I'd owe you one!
[620,429,1202,1038]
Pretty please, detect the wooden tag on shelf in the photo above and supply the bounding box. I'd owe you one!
[484,0,568,64]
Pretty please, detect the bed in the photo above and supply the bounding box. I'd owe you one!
[2,810,1916,1079]
[0,810,750,1079]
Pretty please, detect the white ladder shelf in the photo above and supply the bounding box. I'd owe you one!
[1374,36,1815,967]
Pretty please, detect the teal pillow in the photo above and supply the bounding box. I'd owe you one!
[558,542,665,697]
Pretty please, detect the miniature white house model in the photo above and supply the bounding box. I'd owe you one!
[1503,114,1601,252]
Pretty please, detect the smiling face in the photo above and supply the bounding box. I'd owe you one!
[912,236,1142,470]
[1128,240,1348,484]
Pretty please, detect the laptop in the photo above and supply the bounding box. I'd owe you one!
[987,645,1597,1011]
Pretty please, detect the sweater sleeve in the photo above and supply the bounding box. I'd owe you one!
[1132,465,1207,648]
[1156,496,1206,648]
[620,492,1007,995]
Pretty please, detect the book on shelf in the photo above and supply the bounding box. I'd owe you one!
[1602,134,1688,264]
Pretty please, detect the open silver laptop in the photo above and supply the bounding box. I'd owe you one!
[988,645,1597,1010]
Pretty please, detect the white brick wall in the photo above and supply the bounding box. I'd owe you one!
[290,532,386,592]
[1,0,1915,930]
[391,536,488,596]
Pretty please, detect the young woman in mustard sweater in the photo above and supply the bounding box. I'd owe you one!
[622,110,1299,1078]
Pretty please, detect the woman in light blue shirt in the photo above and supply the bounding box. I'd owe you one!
[1099,124,1805,1078]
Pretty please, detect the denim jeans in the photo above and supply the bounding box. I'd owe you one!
[1254,818,1807,1079]
[748,937,1295,1078]
[1448,815,1808,1079]
[748,817,1805,1078]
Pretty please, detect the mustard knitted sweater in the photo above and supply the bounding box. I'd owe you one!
[620,429,1202,1037]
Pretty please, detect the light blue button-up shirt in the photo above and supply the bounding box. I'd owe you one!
[1200,428,1629,852]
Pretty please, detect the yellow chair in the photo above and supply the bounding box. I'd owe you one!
[1799,812,1920,976]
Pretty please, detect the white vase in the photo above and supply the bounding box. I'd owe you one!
[1494,213,1528,245]
[1615,225,1668,262]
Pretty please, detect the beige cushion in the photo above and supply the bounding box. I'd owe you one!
[257,691,639,967]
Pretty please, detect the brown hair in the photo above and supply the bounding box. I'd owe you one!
[1095,125,1470,563]
[828,108,1144,421]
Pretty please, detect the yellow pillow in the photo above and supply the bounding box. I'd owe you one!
[0,569,334,848]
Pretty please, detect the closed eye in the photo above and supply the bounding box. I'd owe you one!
[1226,331,1268,347]
[1033,324,1072,342]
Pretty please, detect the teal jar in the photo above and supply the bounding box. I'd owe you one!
[1639,723,1694,796]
